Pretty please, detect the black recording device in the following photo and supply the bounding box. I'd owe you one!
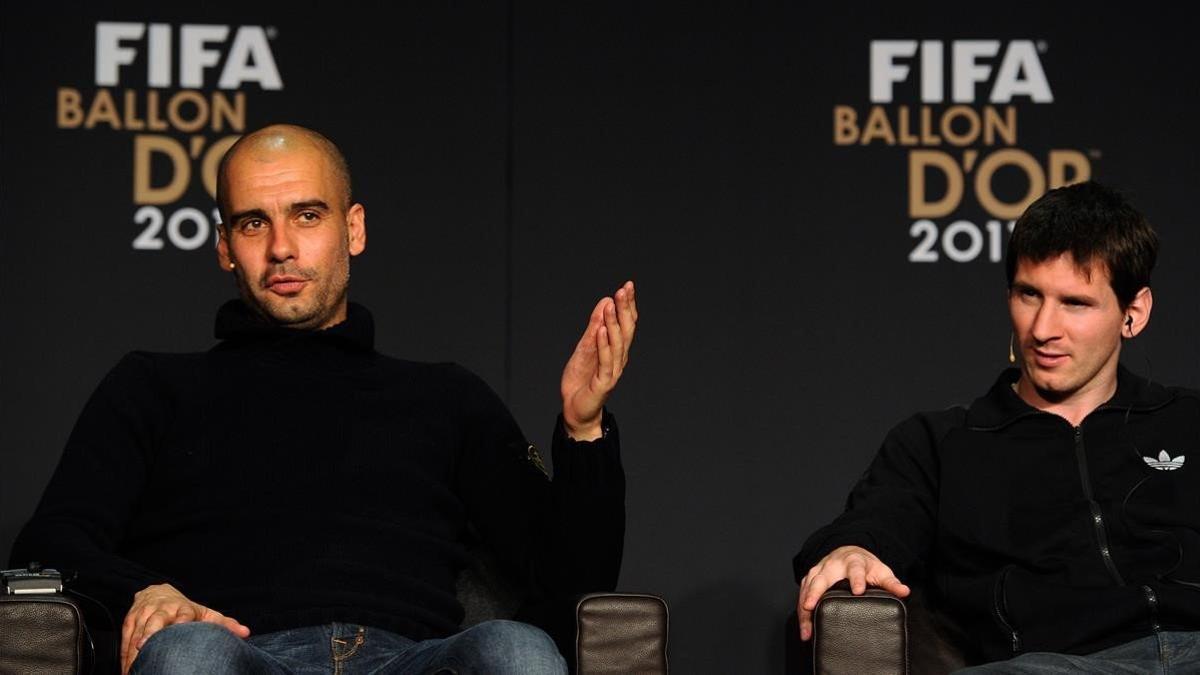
[1,562,64,594]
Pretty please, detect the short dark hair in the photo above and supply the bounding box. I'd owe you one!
[1005,181,1158,308]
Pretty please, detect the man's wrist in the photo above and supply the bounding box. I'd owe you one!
[564,418,604,441]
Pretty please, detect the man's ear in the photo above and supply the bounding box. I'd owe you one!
[347,203,366,256]
[216,226,234,271]
[1124,286,1153,337]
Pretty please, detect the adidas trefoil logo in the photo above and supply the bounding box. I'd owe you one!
[1143,450,1186,471]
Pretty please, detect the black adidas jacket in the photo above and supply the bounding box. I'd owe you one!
[795,367,1200,662]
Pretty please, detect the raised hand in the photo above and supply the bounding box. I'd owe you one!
[561,281,638,440]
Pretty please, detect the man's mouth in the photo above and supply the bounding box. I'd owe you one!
[265,275,309,296]
[1032,348,1068,367]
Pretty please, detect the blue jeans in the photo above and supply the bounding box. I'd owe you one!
[130,620,567,674]
[954,631,1200,674]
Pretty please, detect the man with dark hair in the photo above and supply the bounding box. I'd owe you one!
[1005,180,1158,309]
[11,124,637,674]
[795,181,1200,672]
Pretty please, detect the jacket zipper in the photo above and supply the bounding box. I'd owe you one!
[1143,585,1161,632]
[994,566,1021,652]
[1074,426,1125,585]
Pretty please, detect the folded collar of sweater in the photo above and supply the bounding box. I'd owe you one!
[213,299,375,352]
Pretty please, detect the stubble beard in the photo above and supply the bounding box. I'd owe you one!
[232,261,351,330]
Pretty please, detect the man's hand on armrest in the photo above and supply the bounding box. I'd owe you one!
[796,545,910,642]
[120,583,250,674]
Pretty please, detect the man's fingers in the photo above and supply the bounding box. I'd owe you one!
[872,574,911,598]
[217,616,251,638]
[862,558,908,597]
[592,298,611,330]
[589,297,608,325]
[603,303,625,378]
[798,571,829,641]
[122,646,137,675]
[798,605,813,641]
[121,614,143,674]
[846,556,869,595]
[126,611,152,665]
[801,574,832,611]
[123,609,152,675]
[137,602,199,649]
[574,318,600,354]
[200,608,251,638]
[796,579,813,641]
[573,298,608,352]
[595,325,614,385]
[120,613,136,669]
[135,598,187,648]
[616,285,637,347]
[175,604,196,623]
[137,609,172,647]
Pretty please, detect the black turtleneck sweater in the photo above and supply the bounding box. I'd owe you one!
[10,301,625,640]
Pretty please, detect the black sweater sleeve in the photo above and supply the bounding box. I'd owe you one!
[793,411,955,584]
[9,353,174,616]
[451,366,625,597]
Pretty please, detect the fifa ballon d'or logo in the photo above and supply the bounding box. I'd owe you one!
[55,22,285,252]
[832,39,1096,264]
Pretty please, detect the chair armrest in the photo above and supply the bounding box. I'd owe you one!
[574,592,668,675]
[0,593,86,674]
[812,582,907,675]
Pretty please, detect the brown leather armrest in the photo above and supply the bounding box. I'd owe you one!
[812,582,907,675]
[575,592,669,674]
[0,593,86,675]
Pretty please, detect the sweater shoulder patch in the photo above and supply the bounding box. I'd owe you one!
[526,443,548,477]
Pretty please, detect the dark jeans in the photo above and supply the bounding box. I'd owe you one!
[130,620,566,674]
[954,631,1200,674]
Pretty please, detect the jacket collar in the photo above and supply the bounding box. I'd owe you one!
[213,299,375,352]
[966,365,1174,429]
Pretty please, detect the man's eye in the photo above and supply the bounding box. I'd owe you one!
[298,211,320,224]
[239,220,266,234]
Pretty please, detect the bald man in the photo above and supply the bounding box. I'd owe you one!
[11,125,636,674]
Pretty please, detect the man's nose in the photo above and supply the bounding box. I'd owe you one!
[1029,304,1061,342]
[268,222,296,262]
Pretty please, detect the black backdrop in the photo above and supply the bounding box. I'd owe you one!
[4,4,1200,672]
